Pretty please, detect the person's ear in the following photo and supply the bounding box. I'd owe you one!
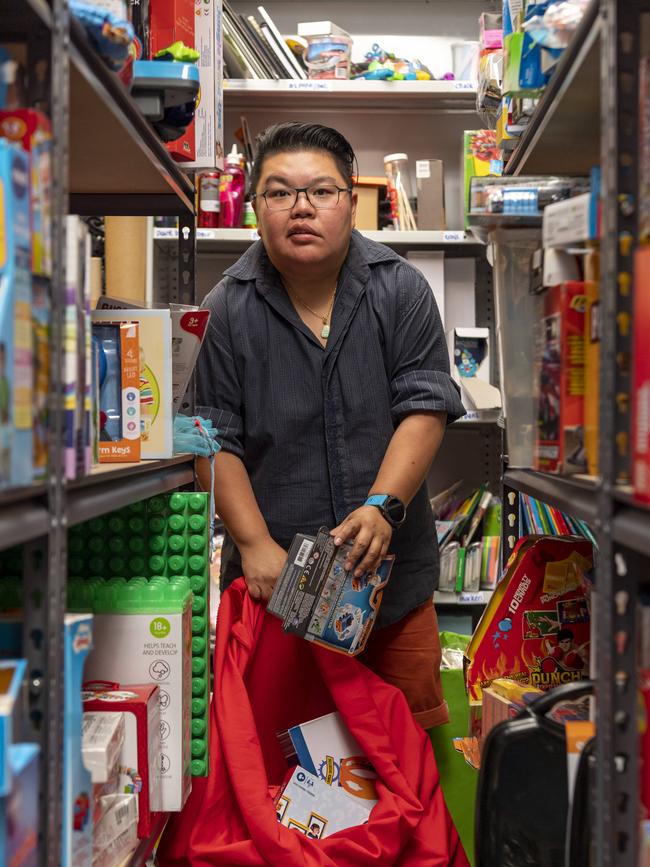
[350,190,358,228]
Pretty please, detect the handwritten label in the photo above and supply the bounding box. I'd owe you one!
[443,231,466,242]
[452,80,475,91]
[154,227,177,239]
[459,592,485,605]
[287,80,332,91]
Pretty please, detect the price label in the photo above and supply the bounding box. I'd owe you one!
[443,231,466,242]
[459,592,485,605]
[196,229,214,240]
[452,80,475,91]
[287,80,332,91]
[155,228,177,239]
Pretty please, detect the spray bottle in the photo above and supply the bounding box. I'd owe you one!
[218,144,246,228]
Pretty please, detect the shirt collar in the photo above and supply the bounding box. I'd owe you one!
[222,229,402,287]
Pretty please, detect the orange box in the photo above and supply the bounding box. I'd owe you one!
[95,322,142,463]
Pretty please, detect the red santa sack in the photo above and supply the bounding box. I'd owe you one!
[158,579,469,867]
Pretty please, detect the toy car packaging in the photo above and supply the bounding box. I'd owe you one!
[267,527,394,656]
[465,535,594,703]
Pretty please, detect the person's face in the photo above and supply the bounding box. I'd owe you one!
[559,637,572,652]
[253,149,357,272]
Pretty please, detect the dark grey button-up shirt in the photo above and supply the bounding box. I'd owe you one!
[197,230,465,627]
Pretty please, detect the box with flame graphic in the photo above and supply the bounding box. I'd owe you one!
[465,536,593,704]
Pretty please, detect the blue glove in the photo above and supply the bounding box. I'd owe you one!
[173,414,221,458]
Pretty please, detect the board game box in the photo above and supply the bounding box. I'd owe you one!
[268,528,394,656]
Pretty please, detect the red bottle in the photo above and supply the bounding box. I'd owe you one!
[198,171,221,228]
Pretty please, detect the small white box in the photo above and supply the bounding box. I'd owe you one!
[92,794,139,867]
[447,327,491,384]
[185,0,224,171]
[82,712,125,784]
[542,193,592,248]
[277,767,370,840]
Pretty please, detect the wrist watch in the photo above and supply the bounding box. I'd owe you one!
[364,494,407,529]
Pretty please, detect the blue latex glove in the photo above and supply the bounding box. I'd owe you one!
[173,414,220,457]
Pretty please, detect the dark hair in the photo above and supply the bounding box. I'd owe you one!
[557,628,574,642]
[250,122,357,192]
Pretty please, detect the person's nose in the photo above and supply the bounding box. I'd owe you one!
[289,189,316,218]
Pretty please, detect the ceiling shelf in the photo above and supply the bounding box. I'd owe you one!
[505,0,600,177]
[69,17,195,216]
[223,78,478,113]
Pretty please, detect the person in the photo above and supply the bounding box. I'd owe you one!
[196,122,465,729]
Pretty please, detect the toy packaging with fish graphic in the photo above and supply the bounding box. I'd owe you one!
[465,535,593,704]
[267,527,394,656]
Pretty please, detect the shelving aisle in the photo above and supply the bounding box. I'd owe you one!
[1,1,199,862]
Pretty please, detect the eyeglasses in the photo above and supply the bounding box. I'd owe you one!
[252,184,353,212]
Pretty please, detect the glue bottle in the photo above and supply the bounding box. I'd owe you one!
[218,144,246,228]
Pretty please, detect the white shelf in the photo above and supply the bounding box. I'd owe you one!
[434,590,494,606]
[153,227,482,254]
[223,78,478,112]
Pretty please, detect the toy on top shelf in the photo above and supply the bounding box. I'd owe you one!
[352,44,433,81]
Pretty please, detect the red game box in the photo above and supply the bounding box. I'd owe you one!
[465,536,593,704]
[536,281,588,475]
[149,0,195,162]
[83,683,161,839]
[633,248,650,503]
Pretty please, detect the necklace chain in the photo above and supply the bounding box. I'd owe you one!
[285,282,337,339]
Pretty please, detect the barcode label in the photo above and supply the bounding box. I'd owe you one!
[115,802,131,825]
[295,540,314,567]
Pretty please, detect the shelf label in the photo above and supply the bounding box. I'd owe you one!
[287,80,332,91]
[155,227,178,239]
[250,230,260,240]
[443,231,466,242]
[459,592,485,604]
[452,80,475,90]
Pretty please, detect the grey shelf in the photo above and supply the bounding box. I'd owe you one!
[67,456,195,527]
[502,468,600,524]
[68,17,195,216]
[0,492,49,551]
[0,0,52,31]
[504,0,600,177]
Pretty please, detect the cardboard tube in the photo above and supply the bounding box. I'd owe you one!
[104,216,148,304]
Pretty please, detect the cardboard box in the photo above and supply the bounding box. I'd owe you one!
[0,142,33,490]
[149,0,195,162]
[415,159,445,230]
[447,327,501,411]
[184,0,224,172]
[0,659,28,797]
[83,684,162,839]
[634,247,650,502]
[584,252,600,476]
[62,614,93,867]
[355,186,379,231]
[0,109,52,277]
[84,600,191,813]
[92,321,142,463]
[82,712,125,784]
[92,793,139,867]
[0,743,39,866]
[535,281,588,475]
[462,130,502,228]
[276,767,370,839]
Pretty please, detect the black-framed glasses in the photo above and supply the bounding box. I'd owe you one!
[252,184,353,211]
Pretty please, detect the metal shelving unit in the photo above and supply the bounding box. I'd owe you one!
[495,2,650,863]
[1,2,198,863]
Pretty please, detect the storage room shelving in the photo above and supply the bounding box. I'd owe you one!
[0,1,198,863]
[492,1,649,863]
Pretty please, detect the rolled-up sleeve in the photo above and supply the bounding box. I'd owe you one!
[389,269,466,424]
[196,282,245,457]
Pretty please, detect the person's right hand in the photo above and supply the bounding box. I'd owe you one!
[239,535,287,603]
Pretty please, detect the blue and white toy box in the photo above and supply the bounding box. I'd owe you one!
[0,141,33,489]
[62,614,93,867]
[0,658,27,796]
[0,742,39,867]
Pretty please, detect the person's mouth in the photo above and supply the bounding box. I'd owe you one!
[287,224,320,239]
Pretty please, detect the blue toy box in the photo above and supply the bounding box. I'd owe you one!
[0,140,33,490]
[0,658,27,796]
[0,742,39,867]
[62,614,93,867]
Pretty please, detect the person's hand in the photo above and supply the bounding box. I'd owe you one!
[239,536,288,602]
[330,506,392,577]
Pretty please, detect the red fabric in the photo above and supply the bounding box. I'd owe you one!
[158,579,469,867]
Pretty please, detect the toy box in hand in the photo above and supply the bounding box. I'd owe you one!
[465,536,593,704]
[0,110,52,277]
[278,711,378,808]
[62,614,93,867]
[535,281,588,475]
[268,528,394,656]
[83,683,161,839]
[0,742,39,867]
[0,141,33,491]
[92,308,173,459]
[276,766,371,840]
[92,322,141,462]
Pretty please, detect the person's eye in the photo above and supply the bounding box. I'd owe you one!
[267,189,292,199]
[312,187,336,198]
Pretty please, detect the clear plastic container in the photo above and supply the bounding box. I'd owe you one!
[304,34,352,80]
[383,153,417,231]
[490,228,544,468]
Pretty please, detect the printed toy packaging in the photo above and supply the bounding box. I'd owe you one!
[92,321,141,463]
[268,528,394,656]
[465,535,593,703]
[535,281,588,475]
[0,742,39,867]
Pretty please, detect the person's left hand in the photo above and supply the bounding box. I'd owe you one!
[330,506,392,577]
